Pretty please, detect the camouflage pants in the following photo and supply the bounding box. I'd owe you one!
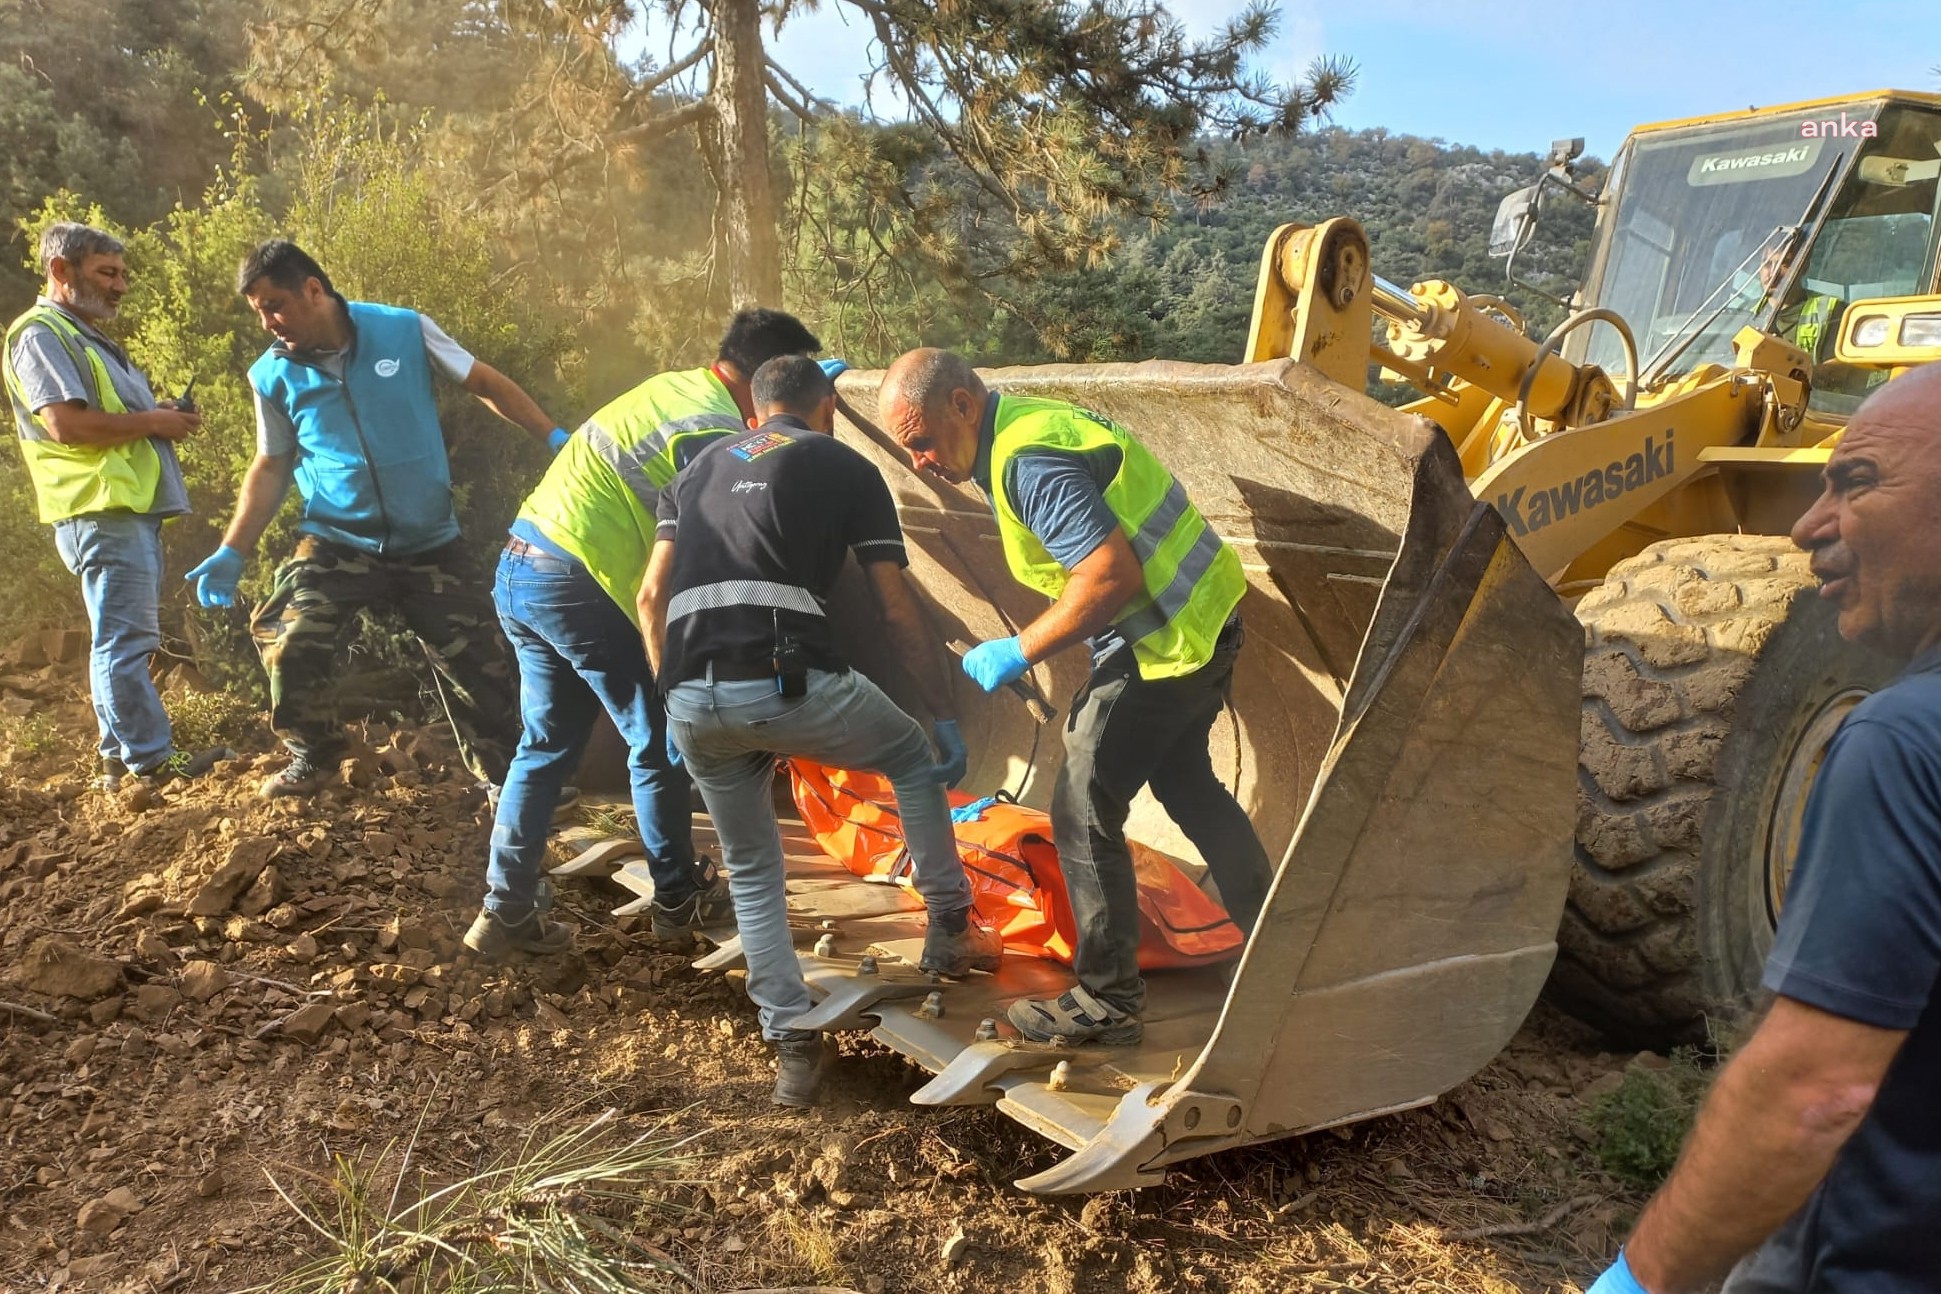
[250,534,517,784]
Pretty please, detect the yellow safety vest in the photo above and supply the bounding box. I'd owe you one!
[1794,294,1841,361]
[517,367,746,614]
[988,394,1244,680]
[3,304,160,523]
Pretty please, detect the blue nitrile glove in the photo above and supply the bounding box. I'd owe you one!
[547,426,571,454]
[818,358,850,379]
[961,637,1030,693]
[185,545,246,609]
[1587,1251,1650,1294]
[931,719,968,788]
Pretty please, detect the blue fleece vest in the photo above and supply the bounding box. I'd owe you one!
[249,301,458,556]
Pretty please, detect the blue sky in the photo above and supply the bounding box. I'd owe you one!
[636,0,1941,161]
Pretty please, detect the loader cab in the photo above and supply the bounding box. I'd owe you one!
[1571,93,1941,417]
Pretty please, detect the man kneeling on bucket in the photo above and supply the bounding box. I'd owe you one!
[640,355,1001,1107]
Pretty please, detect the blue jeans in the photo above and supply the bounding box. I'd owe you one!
[52,513,173,771]
[488,546,698,920]
[666,667,973,1041]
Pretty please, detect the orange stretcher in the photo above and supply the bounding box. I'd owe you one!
[787,760,1244,968]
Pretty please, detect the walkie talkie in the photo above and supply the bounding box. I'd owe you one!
[176,377,197,414]
[773,611,807,698]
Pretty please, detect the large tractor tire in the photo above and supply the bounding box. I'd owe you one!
[1548,535,1894,1046]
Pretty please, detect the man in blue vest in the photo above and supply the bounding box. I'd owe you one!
[4,222,219,791]
[186,241,565,799]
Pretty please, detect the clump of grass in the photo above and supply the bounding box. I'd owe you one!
[256,1108,701,1294]
[581,806,637,837]
[166,686,261,751]
[771,1210,846,1285]
[2,711,65,761]
[1590,1046,1710,1188]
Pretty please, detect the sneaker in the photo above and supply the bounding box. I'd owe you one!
[95,757,128,794]
[462,906,575,959]
[650,857,732,942]
[134,745,233,788]
[919,916,1004,977]
[1006,985,1143,1046]
[772,1037,829,1108]
[261,754,327,799]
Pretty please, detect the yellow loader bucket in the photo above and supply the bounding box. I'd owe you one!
[687,358,1582,1193]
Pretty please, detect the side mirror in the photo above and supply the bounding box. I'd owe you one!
[1489,186,1538,258]
[1834,293,1941,366]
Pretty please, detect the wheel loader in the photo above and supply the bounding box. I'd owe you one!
[603,90,1941,1192]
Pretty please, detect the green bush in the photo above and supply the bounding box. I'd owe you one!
[165,685,263,752]
[1590,1047,1710,1189]
[0,710,66,761]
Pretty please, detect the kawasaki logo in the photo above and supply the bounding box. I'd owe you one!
[1688,139,1821,186]
[1495,432,1675,537]
[1699,146,1808,173]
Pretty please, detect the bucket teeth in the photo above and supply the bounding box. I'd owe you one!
[789,978,932,1032]
[909,1041,1068,1107]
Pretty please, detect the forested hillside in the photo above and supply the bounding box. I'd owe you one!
[0,0,1599,643]
[987,126,1600,367]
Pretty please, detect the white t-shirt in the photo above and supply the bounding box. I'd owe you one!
[253,313,475,456]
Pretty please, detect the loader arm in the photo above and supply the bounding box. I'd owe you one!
[1244,216,1820,581]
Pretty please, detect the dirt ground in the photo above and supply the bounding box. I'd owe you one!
[0,649,1648,1294]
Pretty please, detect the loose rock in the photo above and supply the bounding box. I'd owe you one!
[188,838,279,917]
[279,1000,336,1044]
[179,960,229,1003]
[11,936,121,1000]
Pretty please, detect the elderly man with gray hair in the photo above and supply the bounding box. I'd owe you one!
[1588,364,1941,1292]
[2,223,216,790]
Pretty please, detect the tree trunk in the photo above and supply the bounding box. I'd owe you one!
[706,0,783,308]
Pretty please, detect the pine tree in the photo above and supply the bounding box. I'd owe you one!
[245,0,1352,311]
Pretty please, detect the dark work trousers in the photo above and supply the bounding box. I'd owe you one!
[250,534,518,784]
[1050,618,1271,1016]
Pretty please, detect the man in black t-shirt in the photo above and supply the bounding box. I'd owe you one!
[640,356,1001,1107]
[1588,365,1941,1294]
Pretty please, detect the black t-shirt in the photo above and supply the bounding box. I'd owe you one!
[655,415,906,686]
[1729,646,1941,1292]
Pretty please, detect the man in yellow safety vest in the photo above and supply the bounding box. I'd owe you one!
[462,309,827,959]
[2,223,221,791]
[879,348,1273,1045]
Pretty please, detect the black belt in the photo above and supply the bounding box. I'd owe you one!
[704,658,781,683]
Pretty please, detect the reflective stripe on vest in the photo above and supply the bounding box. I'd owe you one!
[3,304,161,524]
[516,367,745,614]
[666,579,824,624]
[1795,294,1840,361]
[581,408,748,508]
[987,394,1244,680]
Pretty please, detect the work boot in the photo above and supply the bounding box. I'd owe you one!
[1006,985,1143,1046]
[919,914,1004,977]
[650,858,733,942]
[261,754,328,799]
[463,906,574,960]
[771,1036,829,1108]
[134,746,233,789]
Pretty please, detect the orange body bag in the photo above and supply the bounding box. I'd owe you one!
[787,760,1243,969]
